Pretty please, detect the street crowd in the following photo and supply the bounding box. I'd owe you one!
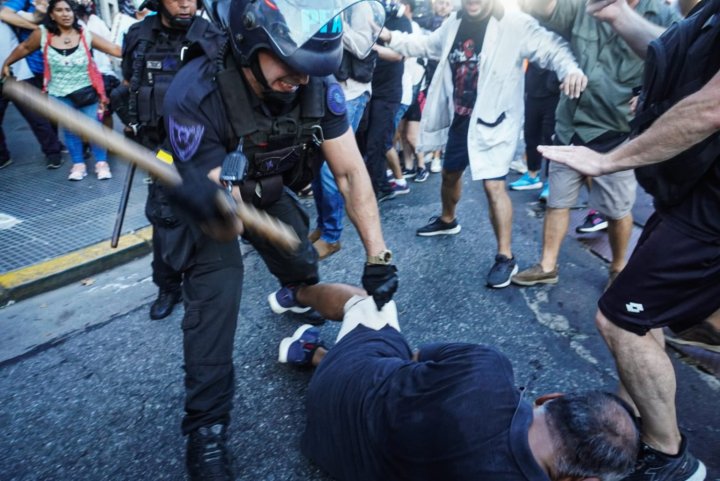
[1,0,718,480]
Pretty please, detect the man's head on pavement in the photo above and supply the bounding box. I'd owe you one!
[532,391,640,481]
[461,0,495,19]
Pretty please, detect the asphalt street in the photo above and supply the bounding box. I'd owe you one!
[0,171,718,480]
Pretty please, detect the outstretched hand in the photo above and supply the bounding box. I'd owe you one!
[537,145,608,177]
[560,71,588,99]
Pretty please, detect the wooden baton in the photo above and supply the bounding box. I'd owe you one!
[1,77,300,252]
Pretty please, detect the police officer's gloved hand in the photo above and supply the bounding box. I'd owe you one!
[362,264,399,310]
[166,170,224,223]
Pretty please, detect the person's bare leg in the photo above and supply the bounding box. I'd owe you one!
[596,312,682,454]
[539,207,570,272]
[440,169,463,223]
[311,347,328,367]
[404,121,424,169]
[295,283,367,321]
[483,179,513,258]
[607,214,634,273]
[386,148,403,180]
[617,328,665,416]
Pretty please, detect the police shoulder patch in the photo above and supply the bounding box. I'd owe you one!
[327,83,346,116]
[169,116,205,162]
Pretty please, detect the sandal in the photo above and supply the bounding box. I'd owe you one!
[95,161,112,180]
[68,163,87,181]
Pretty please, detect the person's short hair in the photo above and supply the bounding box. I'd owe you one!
[544,391,640,481]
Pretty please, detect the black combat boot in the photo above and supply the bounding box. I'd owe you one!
[186,424,234,480]
[149,288,182,320]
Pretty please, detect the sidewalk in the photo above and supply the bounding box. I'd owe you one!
[0,103,152,303]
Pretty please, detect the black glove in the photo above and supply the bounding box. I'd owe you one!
[362,264,399,310]
[166,170,224,223]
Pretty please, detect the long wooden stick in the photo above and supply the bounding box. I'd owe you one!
[2,78,300,251]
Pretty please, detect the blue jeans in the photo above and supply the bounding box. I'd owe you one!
[312,91,369,243]
[55,95,107,164]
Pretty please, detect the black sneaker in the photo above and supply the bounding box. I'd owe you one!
[416,216,461,236]
[376,189,397,203]
[414,167,429,183]
[623,436,706,481]
[0,158,12,169]
[486,254,518,288]
[402,167,417,179]
[46,153,63,170]
[576,210,608,233]
[186,424,234,481]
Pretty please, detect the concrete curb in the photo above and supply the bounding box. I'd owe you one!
[0,226,153,305]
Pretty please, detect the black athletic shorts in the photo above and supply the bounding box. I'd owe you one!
[599,212,720,335]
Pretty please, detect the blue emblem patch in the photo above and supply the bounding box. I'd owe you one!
[169,116,205,162]
[327,83,346,116]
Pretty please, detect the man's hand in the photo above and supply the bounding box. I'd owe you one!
[586,0,631,24]
[377,27,392,43]
[560,70,588,99]
[362,264,398,310]
[537,145,609,177]
[167,169,243,240]
[1,63,11,79]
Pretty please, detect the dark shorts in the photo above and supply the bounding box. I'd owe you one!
[404,92,422,122]
[599,213,720,335]
[442,117,506,180]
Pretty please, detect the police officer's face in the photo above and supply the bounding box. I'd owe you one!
[257,50,310,94]
[161,0,196,20]
[461,0,493,18]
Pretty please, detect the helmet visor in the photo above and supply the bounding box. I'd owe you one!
[247,0,385,60]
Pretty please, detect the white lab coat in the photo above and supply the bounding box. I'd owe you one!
[388,9,581,180]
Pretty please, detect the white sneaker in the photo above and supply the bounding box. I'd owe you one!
[68,164,87,181]
[430,157,442,173]
[95,161,112,180]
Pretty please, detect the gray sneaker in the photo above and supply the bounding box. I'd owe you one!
[511,264,559,286]
[487,254,518,288]
[622,436,706,481]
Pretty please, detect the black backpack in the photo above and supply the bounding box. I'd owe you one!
[632,0,720,207]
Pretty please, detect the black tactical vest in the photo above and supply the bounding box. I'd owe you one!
[128,17,214,130]
[216,55,327,194]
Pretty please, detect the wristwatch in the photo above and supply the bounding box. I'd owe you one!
[367,249,393,265]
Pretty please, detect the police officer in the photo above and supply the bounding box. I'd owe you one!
[114,0,224,320]
[161,1,395,479]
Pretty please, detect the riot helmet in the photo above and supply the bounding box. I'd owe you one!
[224,0,385,77]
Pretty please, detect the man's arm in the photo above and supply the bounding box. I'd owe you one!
[322,128,387,256]
[378,21,445,61]
[539,68,720,175]
[0,6,40,30]
[586,0,667,58]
